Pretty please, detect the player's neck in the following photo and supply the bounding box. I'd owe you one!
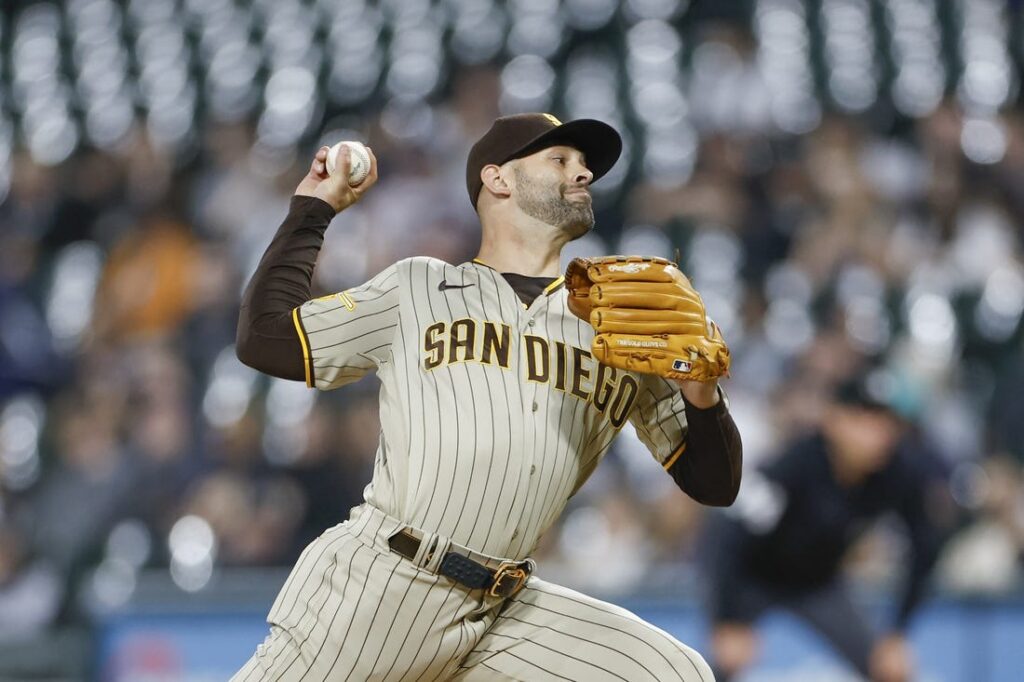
[477,218,566,278]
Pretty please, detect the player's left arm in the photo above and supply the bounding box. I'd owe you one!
[566,255,740,503]
[628,375,742,506]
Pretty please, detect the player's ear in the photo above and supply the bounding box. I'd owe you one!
[480,164,512,200]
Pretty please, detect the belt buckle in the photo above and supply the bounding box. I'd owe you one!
[488,561,529,599]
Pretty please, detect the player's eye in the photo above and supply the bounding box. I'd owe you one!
[551,156,565,164]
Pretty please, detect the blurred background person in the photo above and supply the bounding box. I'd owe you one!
[703,371,956,682]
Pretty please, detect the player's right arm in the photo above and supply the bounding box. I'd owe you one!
[236,145,381,383]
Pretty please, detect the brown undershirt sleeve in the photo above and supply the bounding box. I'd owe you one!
[666,392,743,506]
[236,195,336,380]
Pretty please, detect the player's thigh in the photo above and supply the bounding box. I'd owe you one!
[454,577,714,682]
[237,523,488,681]
[788,580,874,676]
[232,625,305,682]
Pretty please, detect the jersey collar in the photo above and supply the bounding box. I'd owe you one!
[471,258,565,296]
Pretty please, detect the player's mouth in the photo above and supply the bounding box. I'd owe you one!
[564,188,591,201]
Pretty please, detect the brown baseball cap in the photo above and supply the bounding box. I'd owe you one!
[466,113,622,208]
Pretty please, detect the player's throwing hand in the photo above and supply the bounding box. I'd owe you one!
[294,144,379,213]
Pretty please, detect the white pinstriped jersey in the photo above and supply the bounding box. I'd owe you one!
[294,257,690,560]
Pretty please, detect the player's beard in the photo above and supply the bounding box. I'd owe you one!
[513,167,594,240]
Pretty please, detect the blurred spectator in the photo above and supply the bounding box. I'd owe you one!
[989,354,1024,464]
[0,519,62,642]
[0,158,62,397]
[91,212,201,345]
[938,455,1024,595]
[179,470,305,567]
[23,385,139,619]
[121,344,202,542]
[278,399,374,556]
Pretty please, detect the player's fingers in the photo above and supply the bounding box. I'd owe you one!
[352,146,379,194]
[365,147,379,184]
[316,146,355,200]
[337,143,352,178]
[356,146,380,188]
[310,148,329,178]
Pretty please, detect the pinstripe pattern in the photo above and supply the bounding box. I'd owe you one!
[235,506,712,681]
[236,256,711,680]
[233,505,496,682]
[296,257,690,560]
[453,579,712,682]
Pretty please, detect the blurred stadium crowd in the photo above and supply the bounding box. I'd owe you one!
[1,0,1024,674]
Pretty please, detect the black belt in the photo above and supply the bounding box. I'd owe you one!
[387,530,531,599]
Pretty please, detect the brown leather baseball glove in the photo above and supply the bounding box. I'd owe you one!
[565,255,730,382]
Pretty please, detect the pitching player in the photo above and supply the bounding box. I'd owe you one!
[233,113,742,681]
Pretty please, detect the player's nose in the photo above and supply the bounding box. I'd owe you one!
[573,164,593,186]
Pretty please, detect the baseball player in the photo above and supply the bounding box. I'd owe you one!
[233,113,742,681]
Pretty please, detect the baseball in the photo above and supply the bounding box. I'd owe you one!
[326,141,371,186]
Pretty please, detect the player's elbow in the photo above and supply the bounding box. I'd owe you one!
[706,430,743,506]
[235,313,279,373]
[694,484,740,507]
[674,445,743,507]
[690,466,742,507]
[235,317,268,374]
[235,325,259,370]
[717,461,743,507]
[235,313,309,382]
[710,486,741,507]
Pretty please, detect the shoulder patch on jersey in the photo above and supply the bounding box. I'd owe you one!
[315,292,356,310]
